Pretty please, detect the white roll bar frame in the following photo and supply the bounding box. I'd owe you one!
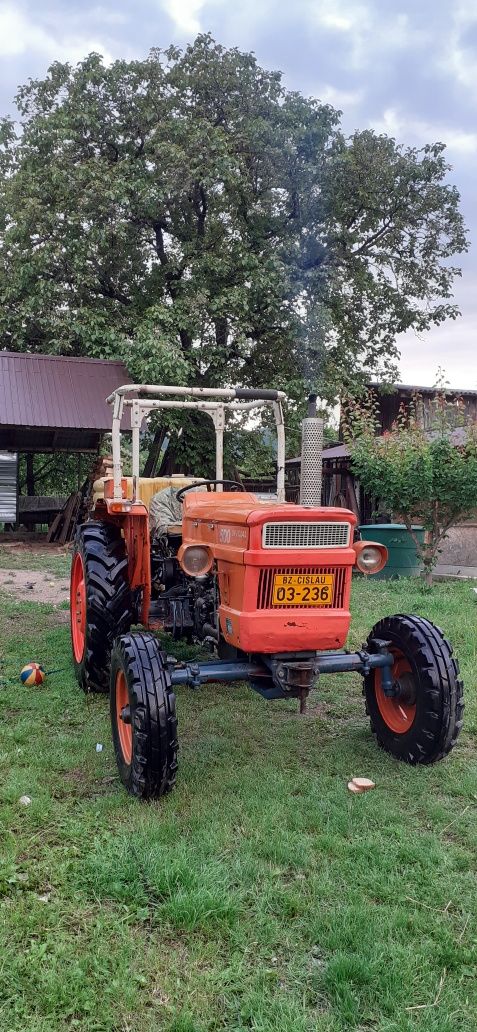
[107,384,287,504]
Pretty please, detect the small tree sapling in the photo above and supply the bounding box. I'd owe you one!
[343,390,477,584]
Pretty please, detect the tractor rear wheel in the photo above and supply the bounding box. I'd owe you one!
[364,615,463,764]
[70,522,133,693]
[110,633,178,799]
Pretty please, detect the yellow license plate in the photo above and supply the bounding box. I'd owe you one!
[272,573,334,606]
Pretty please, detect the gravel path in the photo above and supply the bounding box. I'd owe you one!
[0,568,70,604]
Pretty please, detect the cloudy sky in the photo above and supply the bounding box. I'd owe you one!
[0,0,475,388]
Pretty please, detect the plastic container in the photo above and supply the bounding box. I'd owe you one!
[358,523,425,579]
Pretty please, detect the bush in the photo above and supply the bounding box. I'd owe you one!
[343,390,477,583]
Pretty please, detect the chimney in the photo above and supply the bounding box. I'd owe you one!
[299,393,323,507]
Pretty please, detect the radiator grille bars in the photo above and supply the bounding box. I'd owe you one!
[262,522,351,549]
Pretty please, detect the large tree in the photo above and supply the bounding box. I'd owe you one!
[0,35,467,455]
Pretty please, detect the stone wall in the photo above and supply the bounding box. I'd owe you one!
[438,520,477,567]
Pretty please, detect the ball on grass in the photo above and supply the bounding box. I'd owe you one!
[20,663,46,686]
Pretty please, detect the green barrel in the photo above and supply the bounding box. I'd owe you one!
[358,524,425,579]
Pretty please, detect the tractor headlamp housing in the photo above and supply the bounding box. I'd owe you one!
[178,544,213,578]
[353,540,388,575]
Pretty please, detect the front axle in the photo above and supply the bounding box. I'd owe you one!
[167,644,395,702]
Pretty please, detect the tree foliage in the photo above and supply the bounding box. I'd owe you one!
[18,452,87,497]
[0,35,468,469]
[343,391,477,582]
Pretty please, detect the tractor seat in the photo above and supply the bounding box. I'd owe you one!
[149,485,208,540]
[149,486,184,540]
[166,523,183,537]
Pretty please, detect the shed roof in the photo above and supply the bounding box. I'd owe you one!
[286,442,351,465]
[0,351,130,452]
[367,381,477,398]
[286,428,471,467]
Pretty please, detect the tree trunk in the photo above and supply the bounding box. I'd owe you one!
[158,439,176,476]
[26,454,35,496]
[143,427,167,477]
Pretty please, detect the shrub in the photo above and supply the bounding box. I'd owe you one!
[343,390,477,583]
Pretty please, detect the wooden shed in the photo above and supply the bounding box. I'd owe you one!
[0,351,130,528]
[369,383,477,433]
[286,382,477,531]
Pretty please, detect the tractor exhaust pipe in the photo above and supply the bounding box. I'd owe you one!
[299,393,323,507]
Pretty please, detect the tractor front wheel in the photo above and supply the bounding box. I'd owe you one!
[70,522,133,693]
[364,615,463,764]
[110,633,178,799]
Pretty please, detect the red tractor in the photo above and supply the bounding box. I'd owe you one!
[70,385,463,799]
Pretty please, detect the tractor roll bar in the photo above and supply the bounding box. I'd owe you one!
[106,384,286,403]
[234,388,282,402]
[107,384,286,503]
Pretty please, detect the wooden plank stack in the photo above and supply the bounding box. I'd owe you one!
[45,455,114,544]
[46,491,82,543]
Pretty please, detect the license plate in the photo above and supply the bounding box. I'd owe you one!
[272,573,334,606]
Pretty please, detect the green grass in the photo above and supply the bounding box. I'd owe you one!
[0,578,476,1031]
[0,545,71,577]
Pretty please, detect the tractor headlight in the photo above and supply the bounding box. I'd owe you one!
[353,541,388,575]
[178,544,213,577]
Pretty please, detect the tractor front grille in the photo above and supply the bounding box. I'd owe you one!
[262,521,351,549]
[257,566,347,610]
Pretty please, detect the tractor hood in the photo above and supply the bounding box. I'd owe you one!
[182,491,356,528]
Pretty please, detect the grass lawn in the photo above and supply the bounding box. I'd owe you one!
[0,545,71,578]
[0,576,476,1032]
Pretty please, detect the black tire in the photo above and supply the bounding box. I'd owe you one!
[364,615,463,764]
[70,522,133,693]
[110,633,178,799]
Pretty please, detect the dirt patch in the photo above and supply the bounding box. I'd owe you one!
[302,702,329,718]
[270,697,329,719]
[0,568,70,605]
[50,772,119,801]
[4,708,21,720]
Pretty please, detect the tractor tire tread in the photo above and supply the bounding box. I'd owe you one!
[110,633,178,799]
[71,522,133,693]
[364,614,463,765]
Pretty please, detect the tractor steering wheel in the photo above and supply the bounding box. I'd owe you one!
[175,480,245,502]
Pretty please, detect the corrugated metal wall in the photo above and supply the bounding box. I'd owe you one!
[0,452,18,522]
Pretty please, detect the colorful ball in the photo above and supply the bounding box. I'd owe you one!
[20,663,46,686]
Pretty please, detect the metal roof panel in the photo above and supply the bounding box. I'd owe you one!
[367,381,477,397]
[0,352,130,431]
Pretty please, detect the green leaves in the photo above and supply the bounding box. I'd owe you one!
[0,35,468,452]
[345,392,477,577]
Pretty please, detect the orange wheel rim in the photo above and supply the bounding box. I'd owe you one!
[375,650,416,734]
[116,670,132,765]
[71,552,86,662]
